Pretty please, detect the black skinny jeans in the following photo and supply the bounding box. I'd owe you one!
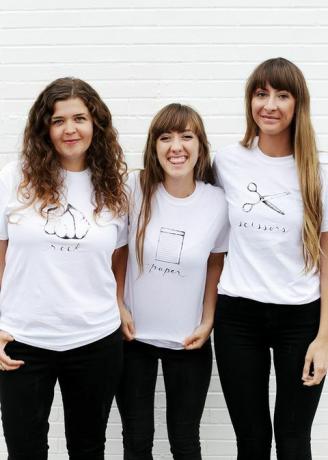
[116,339,212,460]
[0,328,123,460]
[214,294,324,460]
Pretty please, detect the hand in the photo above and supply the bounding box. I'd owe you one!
[184,321,213,350]
[0,330,24,371]
[302,337,328,386]
[119,306,135,341]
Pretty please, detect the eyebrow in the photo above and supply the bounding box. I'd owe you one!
[51,112,88,120]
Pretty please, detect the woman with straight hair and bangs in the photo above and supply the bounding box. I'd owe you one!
[0,77,128,459]
[213,57,328,459]
[116,103,229,459]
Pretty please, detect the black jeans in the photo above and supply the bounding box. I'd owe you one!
[214,294,324,460]
[0,328,123,460]
[116,339,212,460]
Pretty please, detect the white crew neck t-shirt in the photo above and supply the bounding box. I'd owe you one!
[213,142,328,305]
[124,171,229,350]
[0,161,127,351]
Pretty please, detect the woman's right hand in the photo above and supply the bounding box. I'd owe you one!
[0,330,25,371]
[119,306,135,341]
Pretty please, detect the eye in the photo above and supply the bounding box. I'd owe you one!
[254,91,267,98]
[51,119,63,126]
[278,93,290,100]
[182,134,193,140]
[159,134,171,142]
[75,116,87,122]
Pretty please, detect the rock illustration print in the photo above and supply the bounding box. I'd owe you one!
[155,227,185,264]
[44,204,90,239]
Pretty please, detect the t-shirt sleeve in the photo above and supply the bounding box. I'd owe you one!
[115,170,141,249]
[116,213,128,248]
[212,151,224,189]
[0,163,17,240]
[0,181,9,240]
[211,192,230,253]
[320,162,328,232]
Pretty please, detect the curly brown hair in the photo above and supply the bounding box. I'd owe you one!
[19,77,128,216]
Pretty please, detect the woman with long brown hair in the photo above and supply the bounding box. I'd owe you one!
[0,77,128,459]
[213,57,328,459]
[117,103,229,459]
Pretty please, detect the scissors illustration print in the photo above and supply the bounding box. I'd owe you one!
[242,182,290,215]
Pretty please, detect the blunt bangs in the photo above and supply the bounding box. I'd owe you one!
[152,104,201,139]
[247,58,301,98]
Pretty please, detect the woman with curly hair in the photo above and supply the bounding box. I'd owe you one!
[0,77,128,460]
[116,103,229,459]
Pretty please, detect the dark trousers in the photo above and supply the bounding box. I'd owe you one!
[0,328,123,460]
[214,294,324,460]
[116,339,212,460]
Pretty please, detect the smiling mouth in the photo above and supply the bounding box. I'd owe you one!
[168,155,187,165]
[261,115,280,121]
[64,139,80,144]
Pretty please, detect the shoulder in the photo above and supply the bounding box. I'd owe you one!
[198,182,228,212]
[126,169,141,192]
[0,161,21,191]
[202,182,226,199]
[126,169,143,215]
[213,142,247,165]
[318,152,328,182]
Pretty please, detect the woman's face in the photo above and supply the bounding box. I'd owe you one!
[155,126,200,183]
[251,83,296,138]
[49,97,93,171]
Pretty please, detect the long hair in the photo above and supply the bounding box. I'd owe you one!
[19,77,127,216]
[241,57,322,272]
[135,103,214,271]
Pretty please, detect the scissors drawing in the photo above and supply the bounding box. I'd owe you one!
[242,182,290,215]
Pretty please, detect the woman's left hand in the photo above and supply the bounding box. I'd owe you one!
[184,322,213,350]
[302,337,328,386]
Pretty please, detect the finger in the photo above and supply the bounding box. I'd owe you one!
[128,321,135,337]
[183,334,197,347]
[184,336,203,350]
[303,369,326,386]
[311,366,327,385]
[0,331,14,341]
[2,356,25,367]
[0,363,21,372]
[302,357,311,381]
[0,350,24,367]
[122,324,134,341]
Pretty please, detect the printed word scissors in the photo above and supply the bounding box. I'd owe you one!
[242,182,290,215]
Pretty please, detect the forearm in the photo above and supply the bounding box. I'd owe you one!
[201,252,225,325]
[0,240,8,289]
[112,244,128,309]
[318,232,328,339]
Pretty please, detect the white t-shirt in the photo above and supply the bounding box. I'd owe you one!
[213,142,328,305]
[124,171,229,350]
[0,162,127,351]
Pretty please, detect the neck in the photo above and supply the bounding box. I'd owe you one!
[163,175,196,198]
[60,159,86,172]
[258,132,293,157]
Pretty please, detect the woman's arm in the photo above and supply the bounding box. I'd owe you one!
[112,244,135,341]
[184,252,224,350]
[302,231,328,386]
[0,240,25,371]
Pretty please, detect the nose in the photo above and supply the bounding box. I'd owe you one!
[171,135,183,152]
[264,95,277,111]
[64,120,77,134]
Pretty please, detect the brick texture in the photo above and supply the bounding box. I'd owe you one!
[1,1,328,459]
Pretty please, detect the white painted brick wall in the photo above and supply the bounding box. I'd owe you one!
[1,1,328,458]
